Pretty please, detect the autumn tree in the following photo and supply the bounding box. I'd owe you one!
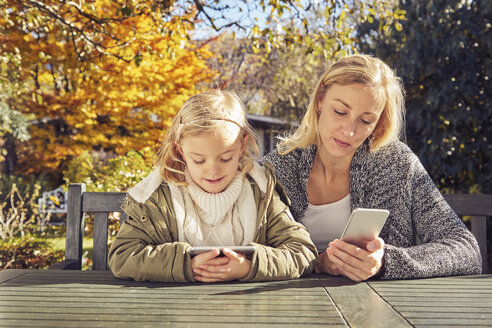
[1,0,403,181]
[1,0,215,180]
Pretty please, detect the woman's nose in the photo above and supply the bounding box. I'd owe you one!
[341,120,356,137]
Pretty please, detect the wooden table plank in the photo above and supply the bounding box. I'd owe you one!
[0,269,26,284]
[369,275,492,327]
[2,270,492,327]
[0,270,346,327]
[0,320,346,328]
[319,276,412,327]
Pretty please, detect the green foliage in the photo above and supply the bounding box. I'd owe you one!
[0,237,64,270]
[358,0,491,194]
[63,150,153,192]
[0,106,30,142]
[0,81,31,165]
[0,173,54,200]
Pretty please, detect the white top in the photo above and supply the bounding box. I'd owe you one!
[301,194,351,251]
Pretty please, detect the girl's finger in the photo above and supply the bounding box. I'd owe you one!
[200,264,232,273]
[222,248,244,260]
[193,268,226,280]
[194,275,221,283]
[202,257,230,266]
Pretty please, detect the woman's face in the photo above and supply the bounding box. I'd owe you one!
[317,83,382,161]
[178,123,246,194]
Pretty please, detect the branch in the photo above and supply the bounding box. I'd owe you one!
[14,0,135,61]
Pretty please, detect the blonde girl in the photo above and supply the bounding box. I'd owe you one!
[109,89,317,282]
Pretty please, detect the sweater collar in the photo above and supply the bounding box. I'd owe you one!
[186,170,243,221]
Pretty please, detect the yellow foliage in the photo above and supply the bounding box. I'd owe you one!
[3,0,216,175]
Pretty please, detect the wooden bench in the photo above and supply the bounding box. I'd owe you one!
[50,184,127,270]
[51,183,492,273]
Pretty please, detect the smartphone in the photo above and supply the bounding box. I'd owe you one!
[340,208,389,248]
[189,246,256,257]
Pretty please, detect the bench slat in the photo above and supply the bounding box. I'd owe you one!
[82,192,126,212]
[93,212,109,271]
[443,194,492,216]
[65,184,85,270]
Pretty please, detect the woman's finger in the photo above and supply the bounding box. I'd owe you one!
[327,248,365,280]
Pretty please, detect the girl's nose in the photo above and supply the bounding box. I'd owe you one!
[207,161,221,176]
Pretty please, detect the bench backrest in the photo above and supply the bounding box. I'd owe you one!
[51,183,127,270]
[442,194,492,273]
[54,183,492,273]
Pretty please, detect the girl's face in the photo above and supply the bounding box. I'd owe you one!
[178,123,246,194]
[317,83,382,161]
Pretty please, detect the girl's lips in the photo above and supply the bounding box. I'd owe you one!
[334,138,351,148]
[205,177,224,184]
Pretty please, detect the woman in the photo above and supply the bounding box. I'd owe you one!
[261,54,481,281]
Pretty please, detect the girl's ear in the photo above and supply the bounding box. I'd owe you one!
[176,142,184,159]
[240,134,249,155]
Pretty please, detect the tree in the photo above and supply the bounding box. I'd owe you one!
[1,0,404,180]
[1,0,215,180]
[358,0,491,194]
[0,53,31,175]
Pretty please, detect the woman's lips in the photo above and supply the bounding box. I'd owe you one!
[334,138,351,148]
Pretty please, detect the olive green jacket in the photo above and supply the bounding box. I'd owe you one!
[108,166,317,282]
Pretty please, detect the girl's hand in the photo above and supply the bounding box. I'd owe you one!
[191,249,230,272]
[192,248,251,282]
[326,238,385,282]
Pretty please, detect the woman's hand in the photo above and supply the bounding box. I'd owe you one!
[192,248,251,282]
[324,237,385,282]
[315,251,342,275]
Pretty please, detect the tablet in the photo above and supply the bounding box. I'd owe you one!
[340,208,389,248]
[189,246,256,257]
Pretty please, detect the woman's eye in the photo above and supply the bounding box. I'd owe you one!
[361,119,372,125]
[221,157,232,163]
[334,109,345,115]
[193,159,205,165]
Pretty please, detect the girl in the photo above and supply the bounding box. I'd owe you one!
[108,89,317,282]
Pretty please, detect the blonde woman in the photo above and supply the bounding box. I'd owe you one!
[109,89,317,282]
[262,54,481,281]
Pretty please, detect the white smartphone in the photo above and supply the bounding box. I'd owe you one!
[340,208,389,248]
[189,246,256,257]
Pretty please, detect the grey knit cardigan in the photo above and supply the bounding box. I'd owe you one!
[261,141,482,279]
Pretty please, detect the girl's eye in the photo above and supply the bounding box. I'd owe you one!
[361,119,372,125]
[221,157,232,163]
[193,159,205,165]
[334,109,345,115]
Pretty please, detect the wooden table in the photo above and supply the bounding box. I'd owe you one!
[0,270,491,327]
